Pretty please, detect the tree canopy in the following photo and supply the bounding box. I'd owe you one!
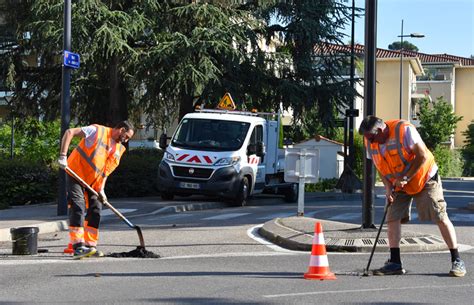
[417,97,462,150]
[388,41,419,52]
[2,0,355,140]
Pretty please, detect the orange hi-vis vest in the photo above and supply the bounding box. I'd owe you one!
[68,125,126,192]
[366,120,435,195]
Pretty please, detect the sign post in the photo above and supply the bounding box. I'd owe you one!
[284,148,320,216]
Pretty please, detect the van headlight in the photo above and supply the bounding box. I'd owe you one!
[214,156,241,166]
[164,151,175,161]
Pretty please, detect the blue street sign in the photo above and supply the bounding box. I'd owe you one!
[63,51,80,69]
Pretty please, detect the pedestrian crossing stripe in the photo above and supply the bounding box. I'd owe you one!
[328,213,360,221]
[202,213,250,220]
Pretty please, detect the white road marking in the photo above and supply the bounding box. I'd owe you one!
[449,214,474,222]
[202,213,250,220]
[328,213,360,221]
[159,213,193,220]
[246,225,304,253]
[263,283,474,298]
[257,212,295,220]
[102,209,136,217]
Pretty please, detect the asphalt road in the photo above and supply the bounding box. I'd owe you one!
[0,179,473,304]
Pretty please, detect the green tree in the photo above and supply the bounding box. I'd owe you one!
[3,0,151,125]
[462,121,474,176]
[388,41,419,52]
[417,97,462,150]
[257,0,356,133]
[3,0,355,134]
[133,1,264,126]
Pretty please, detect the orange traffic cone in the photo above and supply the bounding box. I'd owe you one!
[63,243,74,254]
[304,222,336,280]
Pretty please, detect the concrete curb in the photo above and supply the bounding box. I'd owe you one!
[0,220,68,242]
[259,217,449,253]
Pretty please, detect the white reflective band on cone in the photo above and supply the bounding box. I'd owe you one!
[312,233,325,245]
[309,255,329,267]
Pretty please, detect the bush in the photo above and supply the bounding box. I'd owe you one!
[305,178,339,192]
[333,128,364,178]
[0,158,58,209]
[462,121,474,176]
[0,119,63,164]
[433,146,464,177]
[105,148,163,198]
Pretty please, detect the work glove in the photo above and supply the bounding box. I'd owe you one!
[99,189,107,203]
[58,155,67,169]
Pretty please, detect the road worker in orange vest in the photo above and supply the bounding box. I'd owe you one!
[359,115,466,277]
[58,121,135,259]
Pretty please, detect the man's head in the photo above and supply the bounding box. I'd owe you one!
[112,121,135,144]
[358,115,388,144]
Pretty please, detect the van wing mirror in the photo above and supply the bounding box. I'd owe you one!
[159,133,168,149]
[247,142,265,157]
[247,143,256,155]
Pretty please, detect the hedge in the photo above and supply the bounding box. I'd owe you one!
[104,148,163,198]
[0,148,164,210]
[0,159,58,209]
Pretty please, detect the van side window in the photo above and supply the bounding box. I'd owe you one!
[250,125,263,145]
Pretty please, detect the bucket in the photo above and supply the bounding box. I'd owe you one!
[10,227,39,255]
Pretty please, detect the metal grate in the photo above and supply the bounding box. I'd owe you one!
[345,239,355,246]
[172,166,213,179]
[419,237,433,244]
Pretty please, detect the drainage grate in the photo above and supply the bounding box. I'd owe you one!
[322,235,447,252]
[419,237,433,244]
[345,239,355,246]
[362,239,372,245]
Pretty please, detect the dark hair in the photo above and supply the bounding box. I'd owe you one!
[114,120,135,132]
[358,115,383,135]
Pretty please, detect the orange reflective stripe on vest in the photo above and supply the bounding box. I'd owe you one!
[368,120,435,195]
[67,125,126,192]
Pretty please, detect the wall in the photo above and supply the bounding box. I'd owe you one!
[454,66,474,146]
[376,58,422,123]
[376,59,404,120]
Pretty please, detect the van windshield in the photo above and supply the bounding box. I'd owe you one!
[172,119,250,151]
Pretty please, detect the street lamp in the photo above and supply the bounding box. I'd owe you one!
[398,19,424,119]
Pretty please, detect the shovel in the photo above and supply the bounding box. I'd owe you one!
[65,166,146,249]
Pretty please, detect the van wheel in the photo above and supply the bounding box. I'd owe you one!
[284,183,298,203]
[161,192,174,201]
[234,176,250,207]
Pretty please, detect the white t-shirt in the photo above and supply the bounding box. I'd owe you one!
[367,125,438,177]
[81,125,116,153]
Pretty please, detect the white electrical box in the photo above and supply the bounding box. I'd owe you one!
[284,148,320,183]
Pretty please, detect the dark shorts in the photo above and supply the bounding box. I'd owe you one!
[386,173,448,223]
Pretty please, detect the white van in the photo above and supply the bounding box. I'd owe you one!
[158,108,297,206]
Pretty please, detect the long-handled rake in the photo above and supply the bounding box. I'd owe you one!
[65,166,145,249]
